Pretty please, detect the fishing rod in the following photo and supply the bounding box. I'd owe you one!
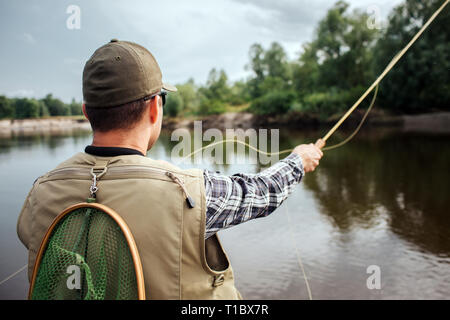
[321,0,449,143]
[297,0,449,299]
[289,0,450,299]
[1,0,448,298]
[178,0,449,162]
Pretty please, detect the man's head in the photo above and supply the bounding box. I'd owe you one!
[82,39,176,151]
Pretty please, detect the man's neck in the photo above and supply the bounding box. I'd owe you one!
[91,130,148,156]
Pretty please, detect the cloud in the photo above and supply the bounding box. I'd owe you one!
[8,89,35,98]
[99,0,270,83]
[22,33,36,44]
[227,0,403,59]
[0,0,404,102]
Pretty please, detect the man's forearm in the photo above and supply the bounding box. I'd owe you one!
[203,153,304,239]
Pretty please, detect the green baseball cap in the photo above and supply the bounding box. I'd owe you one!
[83,39,177,108]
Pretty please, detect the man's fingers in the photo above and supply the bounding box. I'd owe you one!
[315,139,325,150]
[313,148,322,159]
[317,148,323,157]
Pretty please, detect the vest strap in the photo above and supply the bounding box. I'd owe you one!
[92,159,109,173]
[212,274,225,287]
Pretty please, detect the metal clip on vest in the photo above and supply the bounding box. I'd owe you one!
[88,166,108,203]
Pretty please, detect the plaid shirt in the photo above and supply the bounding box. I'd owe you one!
[203,153,304,239]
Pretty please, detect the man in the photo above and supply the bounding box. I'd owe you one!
[17,39,324,299]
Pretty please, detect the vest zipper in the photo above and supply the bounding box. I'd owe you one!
[47,166,196,209]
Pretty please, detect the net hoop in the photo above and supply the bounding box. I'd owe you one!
[28,202,146,300]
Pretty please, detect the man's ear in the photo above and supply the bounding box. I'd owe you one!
[82,103,89,120]
[149,97,160,124]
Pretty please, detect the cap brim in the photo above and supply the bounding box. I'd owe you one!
[162,83,177,92]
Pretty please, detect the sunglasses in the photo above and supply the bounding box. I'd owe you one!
[144,90,167,106]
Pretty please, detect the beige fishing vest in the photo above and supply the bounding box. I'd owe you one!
[17,152,242,300]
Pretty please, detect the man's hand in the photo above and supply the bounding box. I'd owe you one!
[292,139,325,173]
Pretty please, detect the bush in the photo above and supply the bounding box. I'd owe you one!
[41,94,71,116]
[302,92,334,114]
[289,101,304,113]
[249,90,296,115]
[69,99,83,116]
[0,95,84,119]
[301,86,365,118]
[228,81,250,106]
[165,93,184,117]
[38,100,50,117]
[14,98,41,119]
[0,96,14,119]
[176,81,198,113]
[198,99,227,115]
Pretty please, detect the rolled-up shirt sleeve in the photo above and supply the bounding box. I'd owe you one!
[203,153,305,239]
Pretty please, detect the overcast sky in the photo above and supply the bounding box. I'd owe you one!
[0,0,403,102]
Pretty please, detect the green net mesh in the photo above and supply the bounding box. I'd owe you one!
[30,206,140,300]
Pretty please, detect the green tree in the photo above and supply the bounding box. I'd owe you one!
[264,42,291,80]
[69,98,83,116]
[374,0,450,113]
[14,98,40,119]
[228,80,250,105]
[246,42,292,99]
[196,69,230,115]
[176,79,199,113]
[291,1,379,117]
[201,68,231,102]
[246,43,266,99]
[38,100,49,117]
[198,98,226,115]
[292,43,320,96]
[165,93,184,117]
[306,1,379,90]
[0,96,14,119]
[42,94,71,116]
[249,90,296,115]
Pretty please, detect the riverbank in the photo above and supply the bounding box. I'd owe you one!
[163,110,450,133]
[1,121,450,300]
[1,111,449,137]
[0,118,91,137]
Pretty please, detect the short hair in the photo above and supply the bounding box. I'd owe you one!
[85,98,149,132]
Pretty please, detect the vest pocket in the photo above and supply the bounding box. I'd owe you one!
[205,234,229,272]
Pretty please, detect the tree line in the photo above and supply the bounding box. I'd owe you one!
[0,94,83,119]
[165,0,449,118]
[1,0,448,120]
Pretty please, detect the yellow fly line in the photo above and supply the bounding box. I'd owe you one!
[1,0,448,301]
[177,0,450,301]
[322,0,450,143]
[179,0,449,160]
[180,84,378,162]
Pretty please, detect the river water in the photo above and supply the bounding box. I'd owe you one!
[0,126,449,299]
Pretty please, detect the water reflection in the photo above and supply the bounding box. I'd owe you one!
[0,130,92,154]
[0,126,449,299]
[302,130,450,256]
[159,126,450,257]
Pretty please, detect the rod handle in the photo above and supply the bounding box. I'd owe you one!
[315,139,326,150]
